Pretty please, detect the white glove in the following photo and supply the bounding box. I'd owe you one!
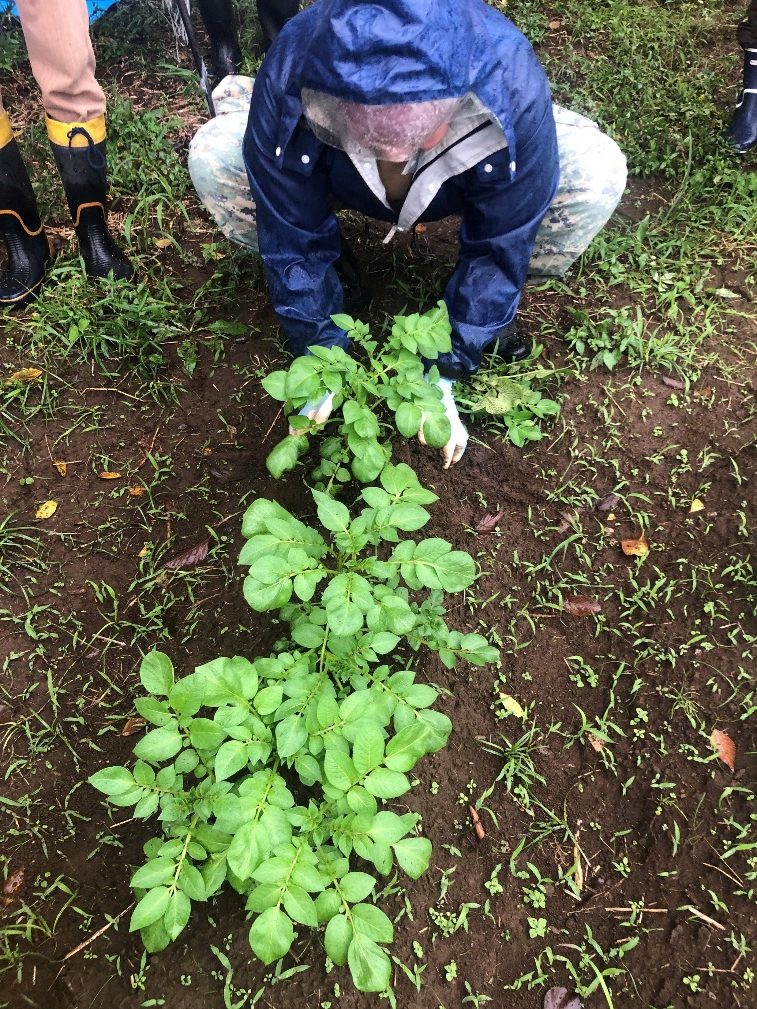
[418,378,468,469]
[289,391,335,436]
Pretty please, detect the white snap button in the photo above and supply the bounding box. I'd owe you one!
[484,163,493,173]
[301,154,310,165]
[275,146,281,156]
[510,160,516,172]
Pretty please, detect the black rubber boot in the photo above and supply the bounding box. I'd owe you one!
[197,0,242,82]
[258,0,299,50]
[335,239,372,317]
[0,138,50,308]
[726,50,757,153]
[495,321,532,364]
[50,131,133,282]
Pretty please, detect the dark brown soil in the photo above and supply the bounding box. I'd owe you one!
[1,8,755,1009]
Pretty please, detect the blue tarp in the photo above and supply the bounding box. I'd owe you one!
[5,1,120,21]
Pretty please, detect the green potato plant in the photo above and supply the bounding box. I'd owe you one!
[262,302,455,487]
[90,462,498,994]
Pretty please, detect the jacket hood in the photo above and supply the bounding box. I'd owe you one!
[296,0,476,105]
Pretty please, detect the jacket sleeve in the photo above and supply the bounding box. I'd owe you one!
[243,69,348,357]
[438,104,560,377]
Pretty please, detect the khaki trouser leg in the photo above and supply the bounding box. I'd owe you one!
[15,0,105,124]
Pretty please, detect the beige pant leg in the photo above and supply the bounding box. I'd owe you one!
[15,0,105,123]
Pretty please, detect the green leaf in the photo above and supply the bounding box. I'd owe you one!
[315,888,342,924]
[339,872,376,904]
[130,886,171,932]
[139,652,174,696]
[351,726,385,777]
[368,810,417,846]
[243,556,295,611]
[312,489,350,534]
[168,673,205,716]
[348,934,391,993]
[163,889,192,941]
[385,722,433,772]
[214,740,250,781]
[261,370,288,401]
[392,837,432,879]
[133,726,183,764]
[324,748,357,792]
[189,718,227,752]
[283,883,318,926]
[249,906,295,965]
[325,913,352,966]
[395,401,422,437]
[89,766,135,796]
[420,410,451,449]
[227,822,261,881]
[177,863,206,901]
[130,858,175,889]
[331,313,355,332]
[266,435,307,479]
[363,767,410,799]
[276,715,308,759]
[351,903,394,943]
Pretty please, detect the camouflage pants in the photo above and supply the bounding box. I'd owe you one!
[189,76,627,276]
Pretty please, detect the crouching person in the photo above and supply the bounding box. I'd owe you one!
[189,0,627,468]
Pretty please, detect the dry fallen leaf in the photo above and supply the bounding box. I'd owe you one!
[2,866,25,896]
[689,498,705,513]
[544,987,583,1009]
[120,716,147,737]
[53,460,67,477]
[153,237,172,249]
[98,471,122,480]
[475,508,505,533]
[662,375,685,390]
[596,492,620,513]
[548,19,562,29]
[35,500,58,520]
[469,805,486,842]
[573,840,584,894]
[621,532,649,558]
[128,485,146,497]
[164,539,209,571]
[498,693,525,718]
[8,368,43,384]
[564,595,602,617]
[138,544,150,558]
[587,734,605,752]
[711,729,736,771]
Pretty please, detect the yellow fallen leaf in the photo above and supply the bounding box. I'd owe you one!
[53,461,67,477]
[35,500,58,520]
[498,693,525,718]
[8,367,43,383]
[689,499,705,513]
[202,446,213,457]
[98,471,122,480]
[621,532,649,558]
[153,237,172,249]
[138,544,150,558]
[573,840,584,894]
[128,485,146,497]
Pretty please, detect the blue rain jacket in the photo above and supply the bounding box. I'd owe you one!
[244,0,559,376]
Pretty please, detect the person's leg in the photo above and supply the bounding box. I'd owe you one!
[196,0,242,83]
[0,94,51,307]
[529,106,627,279]
[257,0,299,51]
[728,0,757,152]
[17,0,132,280]
[188,79,259,250]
